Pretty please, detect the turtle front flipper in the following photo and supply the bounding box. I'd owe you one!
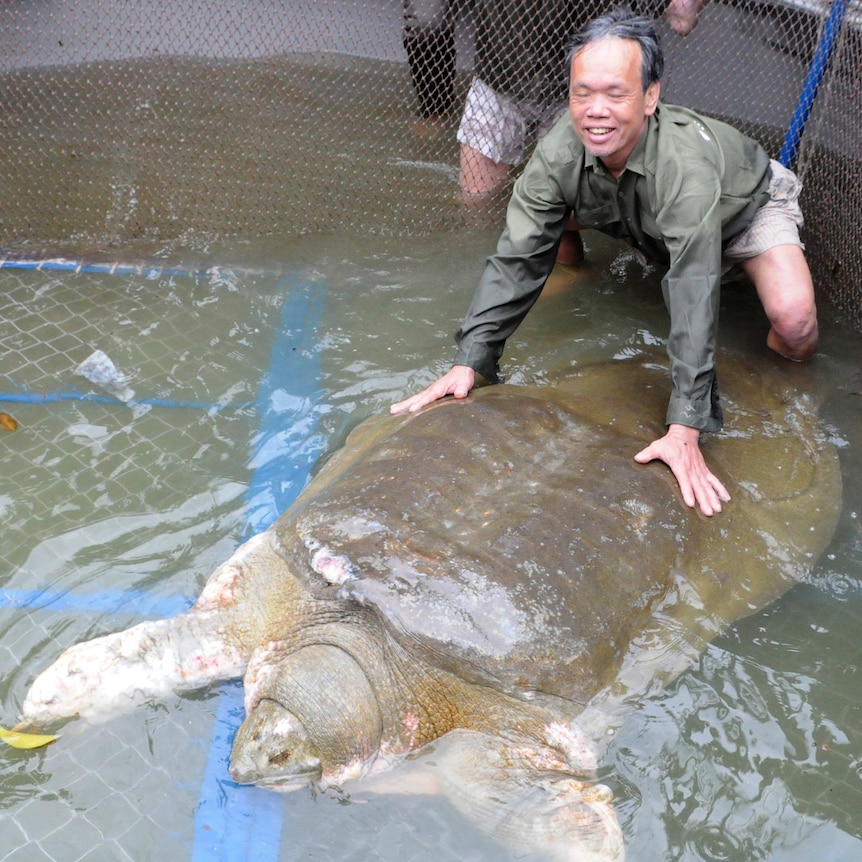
[20,610,248,727]
[20,528,293,729]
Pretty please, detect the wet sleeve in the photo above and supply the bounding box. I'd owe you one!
[453,157,570,382]
[657,174,725,433]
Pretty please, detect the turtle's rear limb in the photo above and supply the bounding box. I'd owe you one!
[360,728,625,862]
[438,729,624,861]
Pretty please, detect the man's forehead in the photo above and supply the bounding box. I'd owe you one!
[570,36,642,79]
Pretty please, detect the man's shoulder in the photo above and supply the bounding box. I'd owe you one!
[531,113,583,174]
[654,102,754,151]
[655,101,704,124]
[655,102,716,143]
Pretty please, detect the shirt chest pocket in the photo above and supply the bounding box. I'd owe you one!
[573,202,620,231]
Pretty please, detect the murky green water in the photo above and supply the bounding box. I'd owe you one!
[1,226,860,861]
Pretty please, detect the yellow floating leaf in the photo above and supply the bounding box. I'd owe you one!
[0,412,18,431]
[0,725,58,749]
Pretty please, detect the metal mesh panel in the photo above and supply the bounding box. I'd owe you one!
[1,5,861,859]
[794,16,862,324]
[0,262,273,862]
[1,0,860,327]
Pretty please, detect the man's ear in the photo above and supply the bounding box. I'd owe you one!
[645,81,660,115]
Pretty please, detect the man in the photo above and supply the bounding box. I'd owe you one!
[403,1,710,197]
[456,1,710,265]
[405,2,710,266]
[391,7,818,518]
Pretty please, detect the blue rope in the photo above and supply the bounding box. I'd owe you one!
[779,0,849,168]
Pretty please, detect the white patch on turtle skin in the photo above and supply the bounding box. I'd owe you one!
[310,547,356,585]
[302,517,389,586]
[21,620,245,726]
[299,528,358,586]
[194,531,270,611]
[194,563,243,611]
[545,721,599,775]
[243,641,288,713]
[401,710,421,748]
[317,756,370,790]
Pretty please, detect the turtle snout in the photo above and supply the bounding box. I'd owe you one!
[229,698,322,789]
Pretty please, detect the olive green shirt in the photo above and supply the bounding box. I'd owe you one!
[454,102,772,432]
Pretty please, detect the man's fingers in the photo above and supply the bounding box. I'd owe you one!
[633,443,657,464]
[390,389,436,415]
[692,481,720,516]
[681,464,731,516]
[450,381,472,400]
[390,366,476,415]
[676,471,698,510]
[634,430,730,518]
[709,473,731,503]
[389,379,449,414]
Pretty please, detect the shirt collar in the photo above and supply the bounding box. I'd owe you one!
[623,121,650,177]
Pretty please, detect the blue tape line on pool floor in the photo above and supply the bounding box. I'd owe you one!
[191,273,330,862]
[0,390,252,412]
[0,588,193,618]
[0,255,288,280]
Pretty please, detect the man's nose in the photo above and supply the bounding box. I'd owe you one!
[585,95,611,115]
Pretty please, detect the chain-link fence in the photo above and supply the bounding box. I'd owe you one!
[0,259,334,862]
[1,0,860,324]
[1,3,861,861]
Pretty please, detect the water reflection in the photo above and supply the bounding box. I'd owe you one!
[0,228,860,861]
[613,578,862,861]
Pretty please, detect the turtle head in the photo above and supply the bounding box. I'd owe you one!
[229,699,322,789]
[231,641,384,790]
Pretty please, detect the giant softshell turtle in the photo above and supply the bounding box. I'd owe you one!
[20,351,841,861]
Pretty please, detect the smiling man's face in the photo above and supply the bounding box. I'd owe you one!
[568,36,660,178]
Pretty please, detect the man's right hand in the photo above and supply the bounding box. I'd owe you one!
[390,365,476,415]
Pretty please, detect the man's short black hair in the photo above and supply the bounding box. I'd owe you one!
[566,7,664,91]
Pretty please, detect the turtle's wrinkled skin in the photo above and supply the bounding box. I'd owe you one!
[21,352,841,862]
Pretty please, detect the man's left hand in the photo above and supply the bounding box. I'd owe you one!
[634,423,730,516]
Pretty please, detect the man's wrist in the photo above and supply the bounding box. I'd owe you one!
[667,423,701,443]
